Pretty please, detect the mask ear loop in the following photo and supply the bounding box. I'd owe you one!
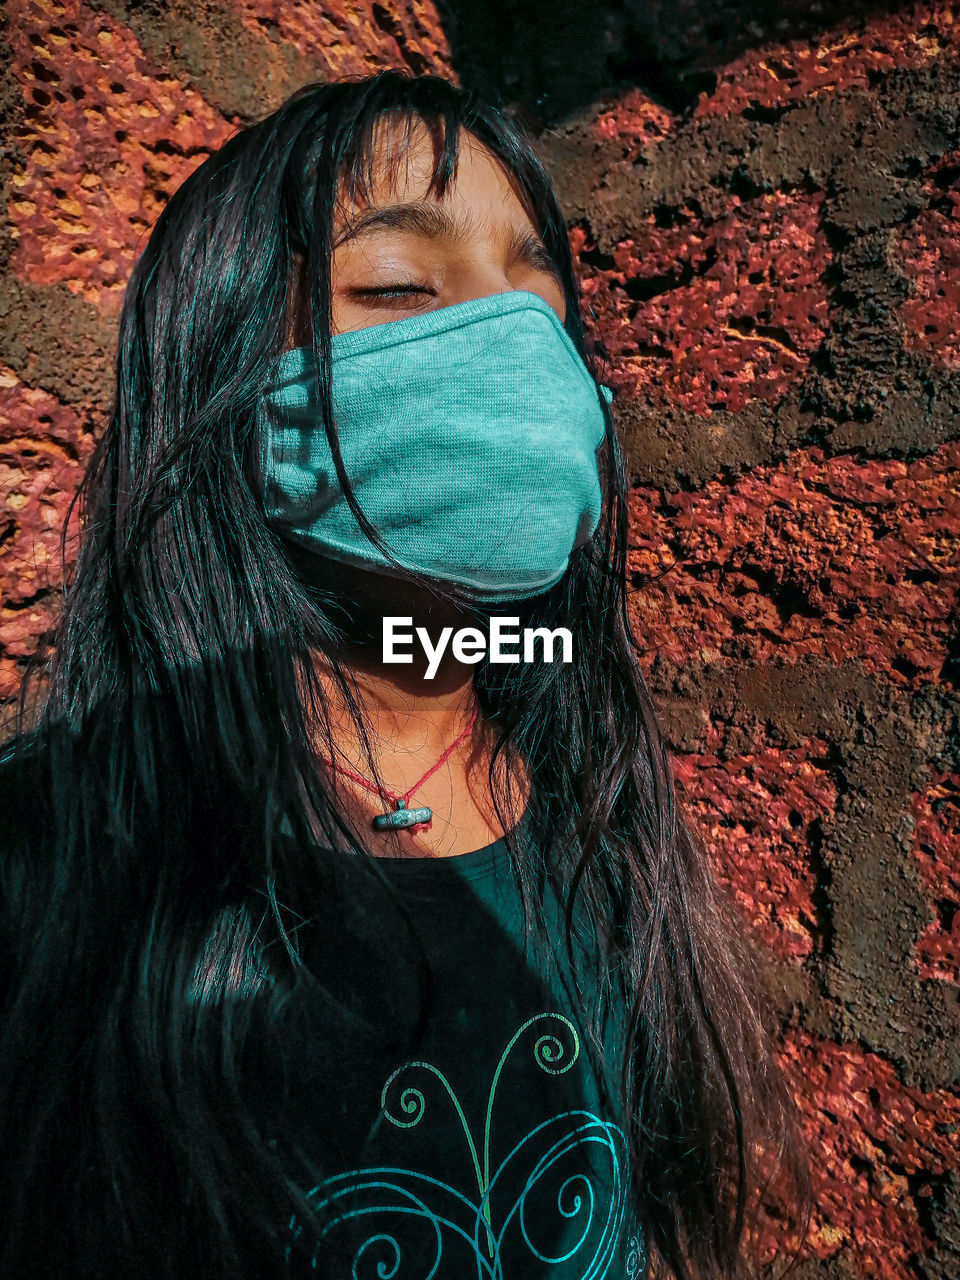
[599,385,614,405]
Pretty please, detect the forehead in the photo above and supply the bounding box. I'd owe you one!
[333,115,535,232]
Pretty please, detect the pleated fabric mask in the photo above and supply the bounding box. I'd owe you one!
[257,288,613,604]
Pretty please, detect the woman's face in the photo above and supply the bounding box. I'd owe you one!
[294,117,567,341]
[285,117,570,637]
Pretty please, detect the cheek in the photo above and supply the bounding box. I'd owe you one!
[519,273,566,326]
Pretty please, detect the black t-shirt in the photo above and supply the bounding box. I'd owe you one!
[246,811,648,1280]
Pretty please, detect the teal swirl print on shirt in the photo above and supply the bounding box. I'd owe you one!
[286,1010,641,1278]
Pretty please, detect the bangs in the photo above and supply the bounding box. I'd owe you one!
[333,102,464,219]
[283,70,578,351]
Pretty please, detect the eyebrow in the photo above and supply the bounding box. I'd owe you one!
[334,201,564,285]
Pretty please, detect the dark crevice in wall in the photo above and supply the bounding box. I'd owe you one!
[804,814,834,962]
[437,0,920,126]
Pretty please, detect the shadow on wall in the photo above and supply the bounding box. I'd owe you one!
[434,0,919,125]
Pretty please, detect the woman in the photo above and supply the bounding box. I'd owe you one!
[0,70,810,1279]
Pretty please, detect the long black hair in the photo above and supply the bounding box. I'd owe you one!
[0,69,810,1279]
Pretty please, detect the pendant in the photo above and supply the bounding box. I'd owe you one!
[372,797,433,831]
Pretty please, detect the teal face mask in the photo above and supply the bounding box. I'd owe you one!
[257,289,613,604]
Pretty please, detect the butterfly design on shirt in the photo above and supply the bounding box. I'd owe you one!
[286,1010,639,1278]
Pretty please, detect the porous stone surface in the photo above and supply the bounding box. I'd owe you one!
[1,1,958,1276]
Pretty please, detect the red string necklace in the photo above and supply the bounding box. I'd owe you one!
[318,702,480,833]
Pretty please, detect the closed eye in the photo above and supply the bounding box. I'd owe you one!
[351,284,434,299]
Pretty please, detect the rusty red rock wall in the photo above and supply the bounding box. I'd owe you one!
[1,1,958,1276]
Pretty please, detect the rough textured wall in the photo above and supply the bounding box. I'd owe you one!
[1,0,958,1276]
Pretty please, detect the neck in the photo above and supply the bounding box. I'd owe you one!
[315,640,480,753]
[301,553,488,756]
[295,554,531,855]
